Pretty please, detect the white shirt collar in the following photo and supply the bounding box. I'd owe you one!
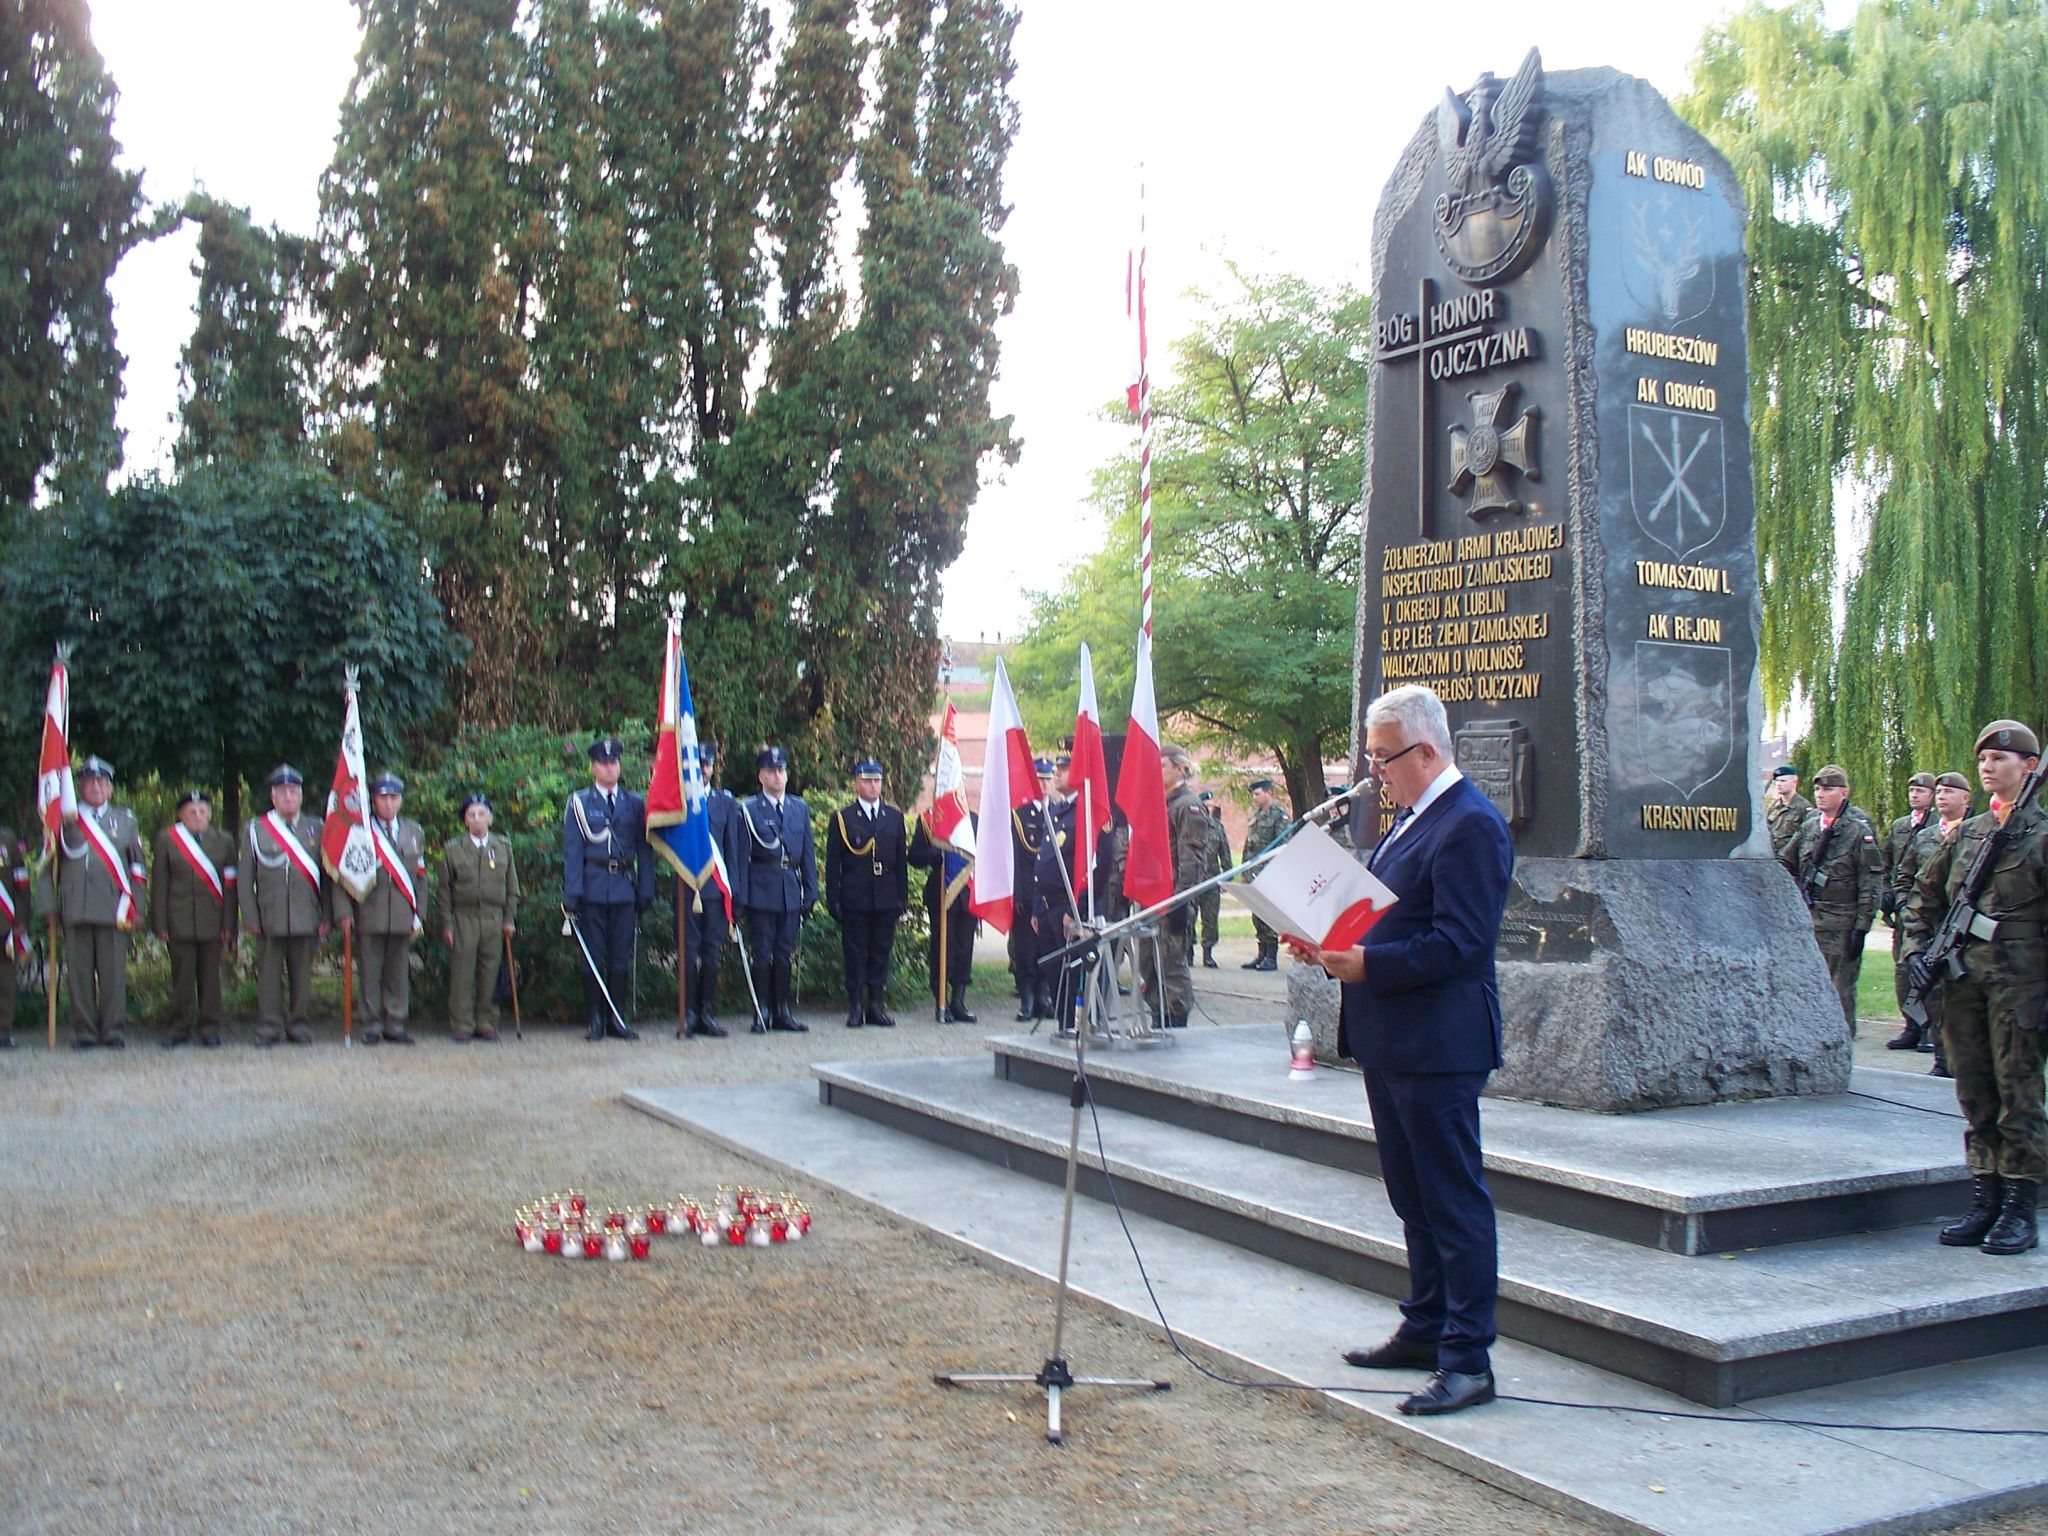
[1386,763,1463,846]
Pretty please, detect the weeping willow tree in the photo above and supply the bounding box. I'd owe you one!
[1682,0,2048,801]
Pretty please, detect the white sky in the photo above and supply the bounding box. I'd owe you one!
[94,0,1764,641]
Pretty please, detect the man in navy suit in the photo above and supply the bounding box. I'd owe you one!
[564,736,656,1041]
[1314,683,1513,1417]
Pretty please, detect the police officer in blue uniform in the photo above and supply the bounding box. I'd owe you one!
[826,757,910,1028]
[739,745,816,1033]
[679,739,740,1039]
[563,736,654,1040]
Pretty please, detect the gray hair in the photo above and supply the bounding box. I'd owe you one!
[1365,684,1453,755]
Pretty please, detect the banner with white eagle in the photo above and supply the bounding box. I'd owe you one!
[321,666,378,903]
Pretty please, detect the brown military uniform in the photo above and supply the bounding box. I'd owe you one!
[1905,800,2048,1183]
[149,823,239,1043]
[50,804,148,1045]
[338,816,428,1040]
[1788,802,1882,1030]
[0,827,29,1046]
[243,810,327,1043]
[1137,781,1208,1026]
[440,832,518,1039]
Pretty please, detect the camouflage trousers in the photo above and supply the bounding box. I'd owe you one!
[1137,916,1193,1025]
[1813,919,1863,1033]
[1940,968,2048,1182]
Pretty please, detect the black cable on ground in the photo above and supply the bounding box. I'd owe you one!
[1066,1052,2048,1440]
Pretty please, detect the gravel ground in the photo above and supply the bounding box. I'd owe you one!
[0,932,2031,1536]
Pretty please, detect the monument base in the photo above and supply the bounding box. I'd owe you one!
[1286,857,1850,1112]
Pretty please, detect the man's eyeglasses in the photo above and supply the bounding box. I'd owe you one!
[1364,741,1426,773]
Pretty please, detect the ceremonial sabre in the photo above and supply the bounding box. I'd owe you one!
[564,911,629,1033]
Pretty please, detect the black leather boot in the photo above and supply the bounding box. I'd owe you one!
[1201,944,1218,968]
[947,984,976,1023]
[585,1010,605,1041]
[771,960,806,1032]
[845,989,865,1028]
[1939,1173,2004,1246]
[1981,1179,2039,1255]
[1884,1021,1923,1050]
[1015,987,1035,1022]
[865,988,896,1027]
[687,960,728,1037]
[605,973,637,1039]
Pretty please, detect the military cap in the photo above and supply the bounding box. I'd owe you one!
[266,764,304,788]
[698,739,718,762]
[1770,764,1799,780]
[853,757,884,778]
[79,755,114,780]
[1033,756,1054,776]
[588,736,623,763]
[1936,772,1971,792]
[1906,772,1936,790]
[1054,753,1072,769]
[175,789,210,811]
[459,792,492,814]
[1974,719,2041,757]
[756,745,789,771]
[1160,743,1191,767]
[1812,764,1849,787]
[369,772,404,796]
[1248,777,1274,792]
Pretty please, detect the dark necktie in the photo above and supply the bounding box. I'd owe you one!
[1371,806,1414,870]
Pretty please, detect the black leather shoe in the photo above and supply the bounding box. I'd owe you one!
[1014,996,1035,1022]
[1342,1334,1438,1370]
[71,1038,99,1051]
[385,1030,415,1046]
[200,1035,222,1049]
[1917,1038,1936,1052]
[586,1018,606,1041]
[947,999,977,1024]
[1251,956,1278,972]
[161,1036,190,1050]
[845,1008,865,1029]
[687,1016,729,1039]
[605,1018,638,1041]
[1884,1027,1922,1050]
[866,1007,897,1028]
[1398,1369,1495,1416]
[750,1015,769,1035]
[770,1014,809,1033]
[103,1037,127,1050]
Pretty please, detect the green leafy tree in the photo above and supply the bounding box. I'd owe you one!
[1682,0,2048,799]
[0,0,148,517]
[1012,268,1370,811]
[0,454,462,830]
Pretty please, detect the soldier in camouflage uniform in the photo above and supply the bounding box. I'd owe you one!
[1903,720,2045,1256]
[50,756,149,1049]
[1240,778,1288,971]
[440,793,519,1042]
[1919,772,1976,1076]
[1195,793,1231,967]
[1765,764,1812,864]
[150,790,237,1049]
[243,764,329,1047]
[1881,772,1939,1050]
[1786,764,1881,1033]
[0,824,29,1048]
[1136,745,1209,1029]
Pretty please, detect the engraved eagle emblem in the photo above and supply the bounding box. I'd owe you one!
[1432,48,1551,286]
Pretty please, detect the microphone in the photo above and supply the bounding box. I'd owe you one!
[1302,779,1374,826]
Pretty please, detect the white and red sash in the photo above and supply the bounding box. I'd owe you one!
[371,822,420,917]
[172,824,226,906]
[76,811,139,928]
[262,812,322,895]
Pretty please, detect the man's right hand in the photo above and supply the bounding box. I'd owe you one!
[1907,952,1935,995]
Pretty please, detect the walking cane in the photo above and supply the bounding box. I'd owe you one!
[503,929,523,1038]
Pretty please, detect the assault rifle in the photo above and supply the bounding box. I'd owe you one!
[1798,811,1846,909]
[1900,762,2048,1031]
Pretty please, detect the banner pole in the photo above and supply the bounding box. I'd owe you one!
[45,916,57,1050]
[342,925,353,1046]
[676,884,689,1039]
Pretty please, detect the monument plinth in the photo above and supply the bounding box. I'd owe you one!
[1313,56,1847,1110]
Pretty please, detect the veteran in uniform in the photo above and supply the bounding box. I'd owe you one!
[243,765,327,1046]
[0,823,30,1048]
[47,757,147,1049]
[1766,764,1812,863]
[334,772,427,1045]
[440,794,518,1041]
[825,758,909,1028]
[1904,720,2047,1256]
[911,813,977,1022]
[563,737,654,1041]
[1009,758,1055,1021]
[679,739,739,1038]
[1136,745,1208,1030]
[1786,764,1882,1032]
[1881,772,1939,1051]
[150,791,237,1048]
[737,745,816,1033]
[1240,778,1288,971]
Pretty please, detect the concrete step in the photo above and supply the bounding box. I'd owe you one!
[991,1026,1969,1254]
[622,1078,2048,1536]
[814,1052,2048,1407]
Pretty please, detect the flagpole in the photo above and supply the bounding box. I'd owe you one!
[342,926,353,1044]
[930,721,949,1022]
[45,917,57,1051]
[676,882,689,1040]
[1135,164,1154,642]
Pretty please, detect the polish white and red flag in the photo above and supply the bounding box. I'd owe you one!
[927,701,976,858]
[968,656,1042,934]
[37,644,75,861]
[1116,630,1173,911]
[321,666,378,903]
[1070,643,1113,893]
[1125,229,1147,416]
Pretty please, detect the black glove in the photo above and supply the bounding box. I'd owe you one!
[1879,892,1898,924]
[562,900,581,919]
[1844,928,1866,961]
[1167,905,1191,938]
[1907,952,1935,995]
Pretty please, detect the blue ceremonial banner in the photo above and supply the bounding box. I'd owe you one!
[646,616,731,918]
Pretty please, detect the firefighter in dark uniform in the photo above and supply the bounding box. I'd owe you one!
[680,739,739,1038]
[1881,771,1938,1050]
[563,736,654,1041]
[825,757,909,1028]
[911,813,977,1021]
[738,745,816,1033]
[1904,720,2047,1256]
[1009,757,1055,1020]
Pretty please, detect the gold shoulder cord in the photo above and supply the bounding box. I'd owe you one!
[836,810,877,859]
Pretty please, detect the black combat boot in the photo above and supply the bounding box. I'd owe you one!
[845,988,865,1028]
[585,1009,605,1042]
[1201,944,1218,968]
[1015,986,1036,1022]
[1884,1021,1923,1050]
[1981,1179,2039,1255]
[865,988,896,1027]
[1250,942,1278,972]
[947,984,977,1023]
[771,960,806,1032]
[689,959,728,1037]
[1939,1174,2004,1246]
